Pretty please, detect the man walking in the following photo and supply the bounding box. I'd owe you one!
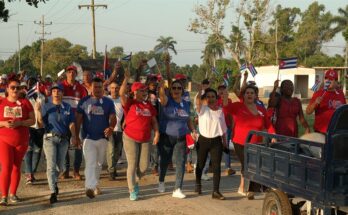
[76,77,116,199]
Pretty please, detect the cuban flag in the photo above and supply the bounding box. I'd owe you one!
[27,82,39,99]
[248,64,258,77]
[324,80,331,91]
[279,57,297,69]
[121,52,132,62]
[240,63,247,72]
[154,47,166,54]
[311,81,321,92]
[211,67,218,75]
[223,73,229,86]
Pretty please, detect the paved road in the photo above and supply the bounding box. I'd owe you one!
[0,161,263,215]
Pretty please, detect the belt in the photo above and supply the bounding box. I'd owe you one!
[45,132,66,138]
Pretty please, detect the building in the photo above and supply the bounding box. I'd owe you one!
[242,65,347,99]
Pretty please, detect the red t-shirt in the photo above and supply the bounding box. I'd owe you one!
[224,102,275,145]
[275,97,301,137]
[0,98,33,146]
[61,80,88,110]
[123,99,157,142]
[309,89,346,133]
[217,97,232,127]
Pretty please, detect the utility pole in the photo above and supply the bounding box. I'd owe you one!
[17,23,23,72]
[275,19,278,65]
[78,0,107,59]
[344,42,348,95]
[34,15,52,76]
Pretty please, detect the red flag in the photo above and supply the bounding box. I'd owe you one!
[103,46,109,75]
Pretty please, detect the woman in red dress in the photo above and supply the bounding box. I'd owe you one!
[0,78,35,206]
[268,80,310,137]
[223,85,275,199]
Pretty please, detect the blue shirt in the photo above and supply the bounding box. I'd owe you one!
[160,96,190,137]
[77,96,116,140]
[42,102,75,135]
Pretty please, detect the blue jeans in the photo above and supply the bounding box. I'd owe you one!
[223,128,232,169]
[24,128,44,174]
[158,133,187,190]
[107,131,123,172]
[43,135,69,193]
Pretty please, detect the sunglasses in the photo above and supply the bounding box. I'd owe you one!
[172,87,182,90]
[9,86,20,91]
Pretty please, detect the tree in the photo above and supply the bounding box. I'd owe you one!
[202,34,225,77]
[294,2,335,63]
[109,46,124,59]
[154,36,177,56]
[0,0,47,22]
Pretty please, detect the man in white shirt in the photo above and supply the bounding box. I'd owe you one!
[106,81,124,180]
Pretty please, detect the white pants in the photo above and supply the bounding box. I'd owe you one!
[83,138,108,189]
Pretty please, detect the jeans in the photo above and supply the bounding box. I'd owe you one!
[150,144,159,168]
[43,136,69,193]
[196,135,223,192]
[107,131,123,173]
[158,133,187,190]
[83,138,108,189]
[123,133,150,192]
[65,130,83,172]
[223,128,232,169]
[24,128,44,174]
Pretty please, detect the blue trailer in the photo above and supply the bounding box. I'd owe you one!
[243,105,348,215]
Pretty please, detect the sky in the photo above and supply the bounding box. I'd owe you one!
[0,0,347,66]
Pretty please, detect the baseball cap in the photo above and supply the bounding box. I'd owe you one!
[20,82,27,87]
[174,74,187,80]
[45,74,52,79]
[1,74,7,79]
[325,69,338,80]
[51,83,63,91]
[66,65,77,72]
[131,82,147,92]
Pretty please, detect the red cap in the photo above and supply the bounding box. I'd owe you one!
[131,82,147,92]
[66,65,77,72]
[325,69,338,80]
[95,71,104,80]
[174,74,187,80]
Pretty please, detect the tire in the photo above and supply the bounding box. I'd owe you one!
[262,190,292,215]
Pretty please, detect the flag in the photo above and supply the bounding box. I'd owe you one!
[27,82,39,99]
[311,81,321,92]
[121,52,132,62]
[324,80,331,91]
[57,69,65,78]
[211,67,218,75]
[144,68,151,74]
[248,64,258,77]
[223,73,229,86]
[103,46,110,79]
[154,47,166,54]
[279,57,297,69]
[239,63,247,72]
[147,58,157,68]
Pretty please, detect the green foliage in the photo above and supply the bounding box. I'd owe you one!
[0,0,47,22]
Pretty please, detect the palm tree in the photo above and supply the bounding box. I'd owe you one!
[154,36,177,55]
[202,34,225,77]
[330,6,348,72]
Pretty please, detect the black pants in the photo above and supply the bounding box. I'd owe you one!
[195,135,222,192]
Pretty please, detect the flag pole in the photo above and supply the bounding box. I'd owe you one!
[104,45,107,79]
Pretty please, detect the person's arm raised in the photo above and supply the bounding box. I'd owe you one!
[158,79,168,106]
[120,68,130,107]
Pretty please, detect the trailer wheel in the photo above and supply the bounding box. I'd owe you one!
[262,190,292,215]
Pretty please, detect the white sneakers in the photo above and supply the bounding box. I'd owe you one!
[158,182,165,193]
[201,173,211,181]
[172,188,186,199]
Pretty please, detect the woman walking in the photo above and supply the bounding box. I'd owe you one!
[120,69,160,201]
[195,87,227,200]
[36,84,76,204]
[157,80,196,199]
[0,77,35,206]
[223,84,275,199]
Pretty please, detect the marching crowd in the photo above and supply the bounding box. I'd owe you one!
[0,60,346,206]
